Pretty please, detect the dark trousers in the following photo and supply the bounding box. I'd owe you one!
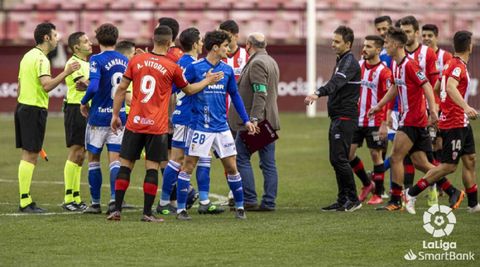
[328,119,358,204]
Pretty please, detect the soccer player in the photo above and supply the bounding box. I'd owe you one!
[80,23,128,214]
[62,32,92,211]
[349,35,393,205]
[158,17,184,63]
[399,15,440,192]
[368,27,463,212]
[15,22,80,213]
[157,27,225,215]
[422,23,454,203]
[115,40,136,119]
[107,26,223,222]
[404,31,478,214]
[175,30,257,220]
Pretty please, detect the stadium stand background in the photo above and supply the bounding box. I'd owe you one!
[1,0,480,113]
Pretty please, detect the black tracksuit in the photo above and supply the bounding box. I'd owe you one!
[315,50,361,204]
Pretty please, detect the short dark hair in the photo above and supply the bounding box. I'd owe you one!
[365,35,384,48]
[34,22,56,45]
[158,17,179,41]
[67,31,85,51]
[179,27,201,52]
[95,23,118,47]
[400,15,419,31]
[334,25,354,47]
[154,26,173,46]
[453,31,472,53]
[219,20,239,34]
[386,27,408,46]
[374,16,392,26]
[422,24,439,37]
[204,30,231,52]
[115,40,136,54]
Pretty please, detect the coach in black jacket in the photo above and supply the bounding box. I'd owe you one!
[305,26,362,212]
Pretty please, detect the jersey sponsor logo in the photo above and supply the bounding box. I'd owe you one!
[361,80,377,90]
[416,71,427,81]
[452,67,461,77]
[207,84,224,90]
[395,78,406,86]
[133,115,155,125]
[223,142,235,148]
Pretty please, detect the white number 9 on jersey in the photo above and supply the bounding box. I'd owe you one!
[140,75,156,103]
[110,72,123,99]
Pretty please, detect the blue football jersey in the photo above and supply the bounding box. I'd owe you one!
[184,58,238,132]
[86,50,127,126]
[380,48,392,68]
[172,54,196,125]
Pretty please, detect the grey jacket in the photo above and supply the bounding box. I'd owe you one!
[228,50,280,131]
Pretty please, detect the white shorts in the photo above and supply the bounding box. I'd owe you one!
[85,124,124,154]
[186,129,237,159]
[172,124,188,149]
[387,111,400,141]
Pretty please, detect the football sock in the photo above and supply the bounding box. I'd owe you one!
[384,157,391,170]
[409,178,430,197]
[466,184,478,207]
[372,163,385,195]
[177,171,191,212]
[403,157,415,189]
[63,160,76,203]
[227,173,244,209]
[160,160,180,205]
[88,162,102,204]
[114,166,131,212]
[109,160,120,200]
[349,156,371,187]
[391,182,402,204]
[73,164,83,203]
[437,178,456,197]
[18,160,34,208]
[197,157,211,203]
[143,169,158,216]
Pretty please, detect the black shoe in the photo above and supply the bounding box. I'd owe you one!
[83,204,102,214]
[198,202,225,214]
[156,203,177,215]
[19,202,46,213]
[62,202,81,212]
[235,208,247,219]
[75,201,88,210]
[338,200,362,212]
[321,202,343,211]
[176,210,192,221]
[249,204,275,212]
[244,203,259,211]
[449,189,465,210]
[106,200,116,215]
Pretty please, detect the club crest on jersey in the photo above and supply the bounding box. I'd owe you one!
[452,151,458,161]
[416,71,426,81]
[90,61,97,73]
[386,78,392,88]
[371,71,377,80]
[417,53,423,63]
[452,67,461,77]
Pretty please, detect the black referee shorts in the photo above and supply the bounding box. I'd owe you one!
[15,103,47,153]
[64,104,87,147]
[120,128,169,163]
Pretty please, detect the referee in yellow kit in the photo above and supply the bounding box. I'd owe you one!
[15,22,79,213]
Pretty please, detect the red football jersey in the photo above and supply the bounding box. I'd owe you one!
[392,56,429,127]
[439,57,471,130]
[166,46,184,63]
[436,48,453,74]
[406,44,439,87]
[124,52,188,134]
[358,61,393,127]
[222,46,249,113]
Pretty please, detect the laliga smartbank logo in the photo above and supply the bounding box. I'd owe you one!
[403,205,475,262]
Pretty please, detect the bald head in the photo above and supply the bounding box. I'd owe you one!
[247,32,267,49]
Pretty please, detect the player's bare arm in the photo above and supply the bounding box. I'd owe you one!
[110,77,130,133]
[368,85,398,117]
[422,82,438,125]
[446,77,478,119]
[40,61,80,92]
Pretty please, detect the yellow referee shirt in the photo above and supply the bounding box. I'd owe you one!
[17,48,51,108]
[65,55,89,104]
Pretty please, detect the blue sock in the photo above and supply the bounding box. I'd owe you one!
[227,173,244,209]
[161,160,181,202]
[88,162,102,204]
[177,171,191,211]
[384,157,391,170]
[109,161,120,200]
[196,157,211,202]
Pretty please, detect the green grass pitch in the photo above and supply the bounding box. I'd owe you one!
[0,113,479,266]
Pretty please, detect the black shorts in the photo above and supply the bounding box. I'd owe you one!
[440,125,475,164]
[398,126,432,154]
[120,128,169,163]
[352,126,386,149]
[15,103,47,153]
[168,133,172,150]
[64,104,87,147]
